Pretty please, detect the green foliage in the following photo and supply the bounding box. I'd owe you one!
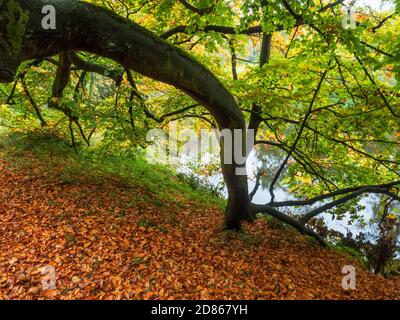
[330,241,368,268]
[2,0,29,54]
[176,172,222,198]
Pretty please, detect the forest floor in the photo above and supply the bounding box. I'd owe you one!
[0,135,399,300]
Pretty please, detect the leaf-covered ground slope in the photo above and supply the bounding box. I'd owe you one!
[0,150,399,300]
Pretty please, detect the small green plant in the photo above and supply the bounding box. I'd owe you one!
[47,200,60,207]
[130,256,147,266]
[91,258,101,271]
[239,232,257,246]
[65,233,76,246]
[222,229,236,242]
[0,132,224,212]
[83,210,93,217]
[137,219,168,233]
[60,210,72,221]
[137,219,155,228]
[330,241,368,268]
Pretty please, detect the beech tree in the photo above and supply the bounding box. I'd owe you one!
[1,0,399,245]
[0,0,253,232]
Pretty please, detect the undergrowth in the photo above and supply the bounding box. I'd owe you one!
[0,131,225,211]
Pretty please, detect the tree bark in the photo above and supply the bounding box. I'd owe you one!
[0,0,252,229]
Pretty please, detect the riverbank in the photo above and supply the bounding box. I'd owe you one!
[0,134,399,299]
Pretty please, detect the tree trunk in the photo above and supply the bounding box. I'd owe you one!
[0,0,251,229]
[223,163,252,230]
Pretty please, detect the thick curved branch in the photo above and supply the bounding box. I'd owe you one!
[0,0,245,130]
[0,0,252,228]
[250,204,326,246]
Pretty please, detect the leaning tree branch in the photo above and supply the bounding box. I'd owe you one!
[247,0,272,140]
[271,180,400,209]
[254,137,337,190]
[251,180,400,245]
[68,53,124,85]
[359,41,394,58]
[250,203,327,245]
[299,186,400,224]
[6,79,18,105]
[371,12,398,33]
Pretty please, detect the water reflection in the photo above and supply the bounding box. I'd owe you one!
[177,144,387,238]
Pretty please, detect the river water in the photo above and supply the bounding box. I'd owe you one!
[175,146,380,238]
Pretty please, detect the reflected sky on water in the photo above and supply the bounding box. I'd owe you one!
[176,146,386,238]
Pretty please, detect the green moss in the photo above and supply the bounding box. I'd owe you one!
[83,1,214,82]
